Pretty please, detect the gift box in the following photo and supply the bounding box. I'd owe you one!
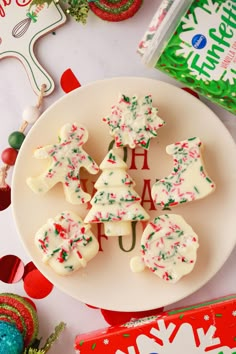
[75,295,236,353]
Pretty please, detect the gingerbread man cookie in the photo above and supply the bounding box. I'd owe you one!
[27,123,99,204]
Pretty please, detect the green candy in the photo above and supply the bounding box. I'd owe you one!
[8,132,25,150]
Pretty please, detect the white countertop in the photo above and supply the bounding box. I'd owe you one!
[0,1,236,353]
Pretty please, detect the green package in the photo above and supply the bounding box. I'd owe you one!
[144,0,236,114]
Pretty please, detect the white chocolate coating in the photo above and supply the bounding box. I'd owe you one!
[35,211,99,275]
[27,123,99,204]
[131,214,199,283]
[152,137,216,209]
[84,149,149,236]
[103,94,165,149]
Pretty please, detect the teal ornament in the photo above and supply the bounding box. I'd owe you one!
[0,321,24,354]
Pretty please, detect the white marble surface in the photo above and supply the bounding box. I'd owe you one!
[0,1,236,353]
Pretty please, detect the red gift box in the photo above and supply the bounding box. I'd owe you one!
[75,295,236,353]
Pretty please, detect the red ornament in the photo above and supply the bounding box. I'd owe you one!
[0,184,11,211]
[1,147,18,166]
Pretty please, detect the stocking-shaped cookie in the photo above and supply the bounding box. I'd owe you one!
[27,123,99,204]
[151,137,215,209]
[84,149,149,236]
[35,211,99,275]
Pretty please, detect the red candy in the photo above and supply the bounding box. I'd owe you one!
[1,147,18,166]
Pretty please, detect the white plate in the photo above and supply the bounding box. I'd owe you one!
[12,77,236,311]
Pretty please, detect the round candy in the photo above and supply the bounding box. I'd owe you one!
[8,132,25,150]
[1,148,18,166]
[89,0,143,22]
[0,321,24,354]
[22,106,40,124]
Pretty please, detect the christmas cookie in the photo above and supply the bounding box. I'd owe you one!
[84,149,149,236]
[27,123,99,204]
[103,94,165,149]
[89,0,143,22]
[130,214,199,283]
[151,137,216,209]
[35,211,99,275]
[0,293,39,348]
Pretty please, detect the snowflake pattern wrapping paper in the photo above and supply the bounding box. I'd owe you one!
[140,0,236,114]
[74,294,236,353]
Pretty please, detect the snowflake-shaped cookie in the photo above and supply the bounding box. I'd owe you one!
[103,94,165,149]
[27,123,99,204]
[35,211,99,275]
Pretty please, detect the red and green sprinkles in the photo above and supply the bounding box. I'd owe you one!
[27,123,99,205]
[89,0,143,22]
[151,137,216,209]
[84,149,149,236]
[140,214,199,283]
[103,94,165,149]
[35,211,99,275]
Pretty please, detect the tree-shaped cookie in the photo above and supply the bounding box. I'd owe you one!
[103,94,165,149]
[130,214,199,283]
[35,211,99,275]
[151,137,216,209]
[84,149,150,236]
[27,123,99,204]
